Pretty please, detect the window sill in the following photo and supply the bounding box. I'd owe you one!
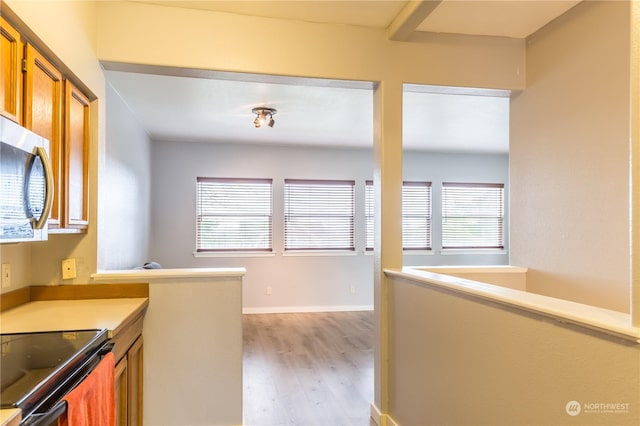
[440,249,508,255]
[193,251,276,258]
[363,250,434,256]
[404,250,435,256]
[282,250,357,257]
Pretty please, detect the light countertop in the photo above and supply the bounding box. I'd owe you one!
[0,410,20,426]
[0,297,148,424]
[0,298,148,336]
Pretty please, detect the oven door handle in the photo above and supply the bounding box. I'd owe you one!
[23,400,67,426]
[99,341,115,356]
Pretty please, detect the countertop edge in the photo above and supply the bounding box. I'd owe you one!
[91,267,246,281]
[110,298,149,338]
[0,409,20,426]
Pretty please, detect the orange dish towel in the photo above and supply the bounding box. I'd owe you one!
[59,352,116,426]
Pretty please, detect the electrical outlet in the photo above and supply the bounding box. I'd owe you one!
[266,286,272,296]
[1,264,10,288]
[62,258,77,280]
[350,285,356,294]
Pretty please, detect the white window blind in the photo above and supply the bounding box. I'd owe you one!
[402,181,432,250]
[365,181,374,250]
[196,177,273,252]
[284,179,355,251]
[442,182,504,249]
[365,181,432,251]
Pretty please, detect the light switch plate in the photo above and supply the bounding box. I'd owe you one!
[62,258,77,280]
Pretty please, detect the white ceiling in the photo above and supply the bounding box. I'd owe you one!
[107,1,581,153]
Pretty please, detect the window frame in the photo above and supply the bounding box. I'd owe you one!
[284,178,356,251]
[441,182,505,250]
[195,177,273,253]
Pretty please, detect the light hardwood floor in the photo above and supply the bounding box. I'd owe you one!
[243,311,374,426]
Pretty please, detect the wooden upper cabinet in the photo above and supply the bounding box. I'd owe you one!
[23,43,63,228]
[64,81,90,229]
[0,16,22,123]
[24,44,63,228]
[3,17,92,233]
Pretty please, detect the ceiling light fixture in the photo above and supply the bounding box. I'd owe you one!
[252,107,276,128]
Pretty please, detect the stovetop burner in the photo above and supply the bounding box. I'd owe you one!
[0,329,108,413]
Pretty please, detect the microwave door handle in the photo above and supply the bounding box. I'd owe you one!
[33,146,54,230]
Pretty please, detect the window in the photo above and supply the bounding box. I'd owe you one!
[284,179,355,251]
[402,181,432,250]
[442,182,504,249]
[365,181,432,251]
[196,177,273,252]
[365,182,374,250]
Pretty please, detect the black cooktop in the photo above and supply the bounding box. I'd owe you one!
[0,329,108,409]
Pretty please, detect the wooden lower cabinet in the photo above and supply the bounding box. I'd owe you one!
[114,335,143,426]
[115,355,128,426]
[111,305,145,426]
[127,336,143,425]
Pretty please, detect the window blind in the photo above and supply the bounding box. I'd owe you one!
[442,182,504,249]
[284,179,355,251]
[402,181,432,250]
[365,180,432,251]
[365,181,374,250]
[196,177,273,251]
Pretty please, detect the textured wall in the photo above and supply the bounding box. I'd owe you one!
[510,0,631,312]
[98,83,152,270]
[388,274,640,426]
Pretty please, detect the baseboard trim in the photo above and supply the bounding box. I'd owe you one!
[243,304,374,314]
[370,403,399,426]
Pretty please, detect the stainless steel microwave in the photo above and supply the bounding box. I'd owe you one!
[0,116,54,243]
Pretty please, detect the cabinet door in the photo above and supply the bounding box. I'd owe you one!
[23,43,63,227]
[115,356,129,426]
[64,81,90,228]
[127,336,144,426]
[0,17,22,123]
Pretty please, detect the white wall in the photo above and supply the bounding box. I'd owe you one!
[95,1,525,92]
[387,272,640,426]
[0,244,31,294]
[510,0,630,312]
[149,140,508,311]
[143,275,243,425]
[98,83,152,270]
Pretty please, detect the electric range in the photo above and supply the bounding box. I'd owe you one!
[0,329,111,425]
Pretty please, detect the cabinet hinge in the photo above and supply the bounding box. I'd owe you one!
[22,58,27,72]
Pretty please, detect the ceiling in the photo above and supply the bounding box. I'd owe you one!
[107,0,581,153]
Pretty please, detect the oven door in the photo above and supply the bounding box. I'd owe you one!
[19,340,114,426]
